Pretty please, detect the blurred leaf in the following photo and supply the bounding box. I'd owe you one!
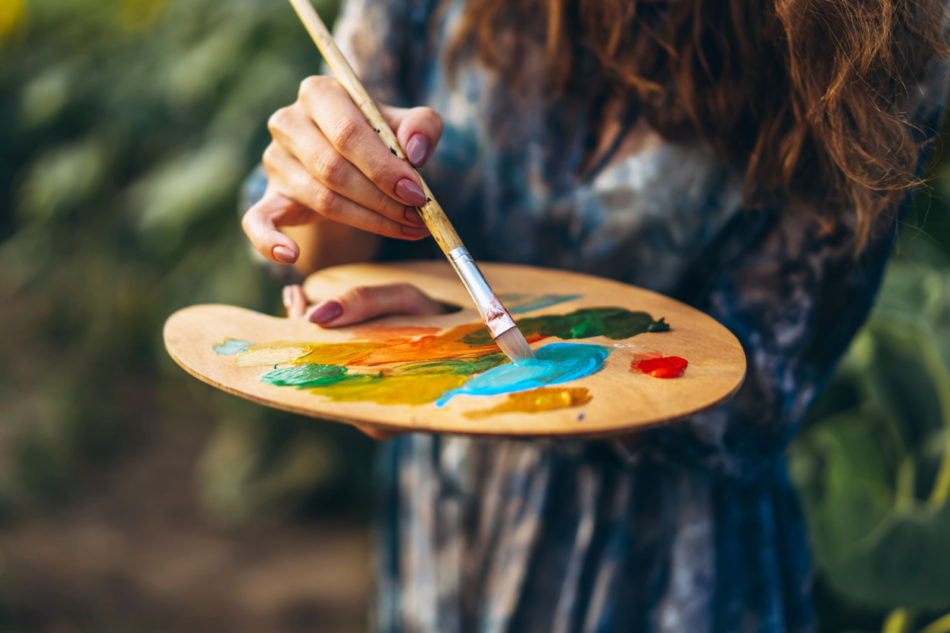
[919,612,950,633]
[795,258,950,612]
[820,503,950,610]
[16,65,71,130]
[0,0,27,42]
[16,136,111,222]
[161,21,254,109]
[132,139,245,253]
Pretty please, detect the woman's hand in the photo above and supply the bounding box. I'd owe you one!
[243,76,443,266]
[282,282,449,440]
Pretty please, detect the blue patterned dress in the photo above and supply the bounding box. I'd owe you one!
[323,2,948,632]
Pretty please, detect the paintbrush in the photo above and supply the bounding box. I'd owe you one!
[286,0,535,364]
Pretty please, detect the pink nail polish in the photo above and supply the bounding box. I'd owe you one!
[403,207,425,226]
[395,178,427,206]
[406,134,430,166]
[401,224,430,239]
[282,286,293,307]
[273,245,296,264]
[308,300,343,324]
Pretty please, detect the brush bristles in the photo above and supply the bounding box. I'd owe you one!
[495,328,535,364]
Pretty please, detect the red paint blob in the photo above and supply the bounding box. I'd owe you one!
[632,355,688,378]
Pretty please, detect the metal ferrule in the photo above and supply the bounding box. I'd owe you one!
[448,247,516,339]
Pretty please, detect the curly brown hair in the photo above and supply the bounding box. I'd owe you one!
[450,0,948,248]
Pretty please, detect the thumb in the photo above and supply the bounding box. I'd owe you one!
[241,191,307,264]
[306,283,446,327]
[382,105,443,168]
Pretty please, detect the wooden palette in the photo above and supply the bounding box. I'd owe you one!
[164,261,745,438]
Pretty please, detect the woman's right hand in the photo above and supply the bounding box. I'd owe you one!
[242,76,443,266]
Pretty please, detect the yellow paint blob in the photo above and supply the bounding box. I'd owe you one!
[464,387,592,419]
[309,373,470,406]
[235,343,315,367]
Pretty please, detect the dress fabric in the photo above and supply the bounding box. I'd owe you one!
[324,2,950,632]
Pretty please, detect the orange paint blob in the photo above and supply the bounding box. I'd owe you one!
[295,341,384,366]
[352,325,442,342]
[632,355,688,378]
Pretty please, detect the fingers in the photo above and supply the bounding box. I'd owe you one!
[297,76,428,207]
[262,142,430,241]
[257,76,444,242]
[382,104,443,167]
[268,103,425,228]
[282,284,309,319]
[306,283,447,327]
[354,424,402,441]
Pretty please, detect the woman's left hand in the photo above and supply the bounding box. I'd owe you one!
[281,282,448,440]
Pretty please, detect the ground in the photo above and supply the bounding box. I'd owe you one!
[0,409,372,633]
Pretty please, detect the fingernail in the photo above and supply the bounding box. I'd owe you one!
[401,225,430,239]
[273,245,296,264]
[282,286,294,307]
[406,134,430,166]
[308,300,343,324]
[395,178,427,206]
[403,207,425,226]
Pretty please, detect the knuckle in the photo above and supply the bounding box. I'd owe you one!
[262,143,280,168]
[267,107,292,136]
[313,151,348,187]
[310,185,339,215]
[346,285,376,306]
[367,162,392,186]
[330,117,361,151]
[298,75,325,100]
[421,107,443,135]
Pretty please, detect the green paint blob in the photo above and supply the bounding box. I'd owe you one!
[260,363,348,388]
[213,339,254,355]
[461,307,670,346]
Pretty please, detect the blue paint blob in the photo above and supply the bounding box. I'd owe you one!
[213,339,254,355]
[435,342,610,407]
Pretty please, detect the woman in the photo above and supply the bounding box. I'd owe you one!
[242,1,949,631]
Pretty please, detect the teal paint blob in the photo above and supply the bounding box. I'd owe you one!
[261,363,348,388]
[213,339,254,355]
[499,293,582,314]
[435,342,610,407]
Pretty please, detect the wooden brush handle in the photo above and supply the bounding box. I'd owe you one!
[287,0,464,255]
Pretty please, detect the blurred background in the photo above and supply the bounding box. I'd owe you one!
[1,0,950,632]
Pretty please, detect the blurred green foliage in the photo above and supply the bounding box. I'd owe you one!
[791,182,950,630]
[0,0,375,528]
[1,0,950,631]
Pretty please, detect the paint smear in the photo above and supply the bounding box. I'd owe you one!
[259,354,509,406]
[260,363,349,388]
[632,355,688,378]
[305,373,471,406]
[461,307,668,346]
[436,343,609,406]
[498,293,582,314]
[353,326,442,342]
[213,339,254,355]
[464,387,592,419]
[215,304,673,410]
